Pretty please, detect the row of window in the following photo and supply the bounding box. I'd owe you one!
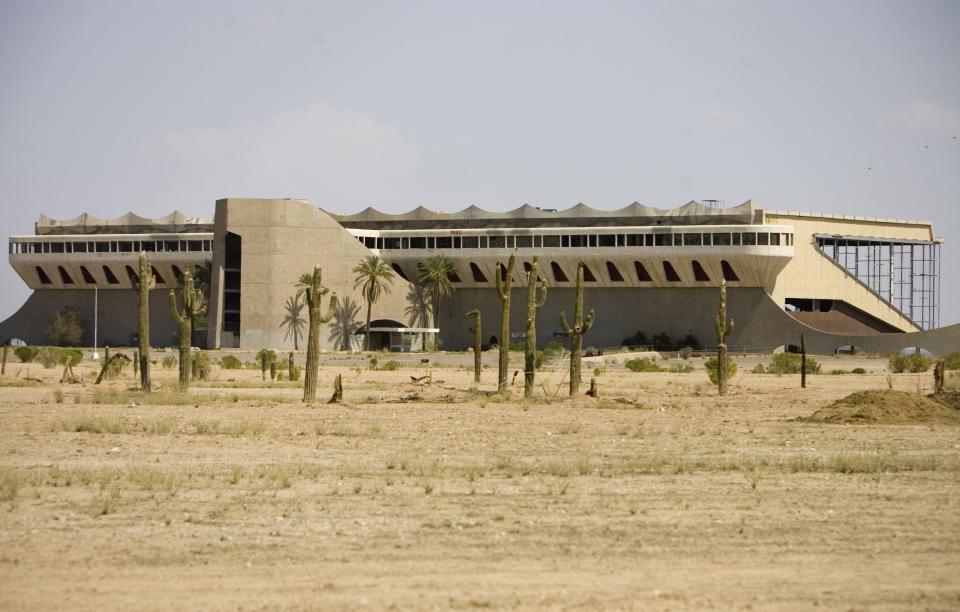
[35,264,188,286]
[361,231,792,251]
[11,239,212,255]
[391,259,740,285]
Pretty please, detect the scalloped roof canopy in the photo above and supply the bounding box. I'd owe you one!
[37,211,214,235]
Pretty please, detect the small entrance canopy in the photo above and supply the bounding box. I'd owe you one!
[355,319,439,352]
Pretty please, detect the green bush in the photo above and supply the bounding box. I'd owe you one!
[751,363,766,374]
[289,364,301,381]
[767,352,820,375]
[14,346,38,363]
[378,360,400,371]
[625,357,663,372]
[543,340,565,359]
[59,348,82,367]
[220,354,243,369]
[942,352,960,371]
[46,307,85,347]
[668,363,694,373]
[851,367,867,374]
[705,356,737,385]
[192,352,211,381]
[889,352,932,373]
[161,355,177,370]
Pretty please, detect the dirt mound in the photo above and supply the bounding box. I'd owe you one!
[804,390,960,425]
[930,392,960,411]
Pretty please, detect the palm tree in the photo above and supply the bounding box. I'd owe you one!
[417,255,457,347]
[352,256,395,351]
[281,295,306,350]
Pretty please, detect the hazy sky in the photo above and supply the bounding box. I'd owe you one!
[1,0,958,324]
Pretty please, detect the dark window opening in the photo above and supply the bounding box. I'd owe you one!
[582,264,597,282]
[732,233,742,246]
[714,233,731,246]
[57,266,74,284]
[692,260,710,282]
[36,266,51,285]
[410,237,426,249]
[627,234,644,246]
[80,266,96,284]
[364,236,375,248]
[384,237,401,249]
[683,233,702,246]
[436,236,452,249]
[662,261,681,282]
[488,236,506,249]
[654,234,673,246]
[223,232,242,333]
[570,235,588,248]
[72,242,88,253]
[561,235,570,247]
[598,234,616,247]
[634,261,652,282]
[461,236,479,248]
[543,235,560,248]
[588,235,597,247]
[757,233,769,246]
[742,232,757,246]
[721,260,740,282]
[50,242,64,253]
[516,235,533,248]
[103,266,119,284]
[391,263,409,281]
[606,261,624,282]
[551,262,568,282]
[770,233,781,246]
[470,263,487,283]
[151,267,165,285]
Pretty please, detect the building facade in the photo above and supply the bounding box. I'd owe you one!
[3,197,955,355]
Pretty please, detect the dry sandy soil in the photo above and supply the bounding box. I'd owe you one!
[1,352,959,610]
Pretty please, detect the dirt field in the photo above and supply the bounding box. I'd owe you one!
[1,352,959,610]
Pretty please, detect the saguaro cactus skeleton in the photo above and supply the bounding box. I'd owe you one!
[302,265,337,403]
[495,252,517,395]
[466,309,482,385]
[560,260,596,396]
[169,270,205,390]
[523,257,548,398]
[135,252,155,392]
[800,333,807,389]
[714,279,734,396]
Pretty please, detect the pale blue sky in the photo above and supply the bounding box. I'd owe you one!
[1,0,958,324]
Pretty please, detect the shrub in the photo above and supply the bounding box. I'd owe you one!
[851,367,867,374]
[625,357,663,372]
[161,355,177,370]
[508,340,525,352]
[368,356,378,369]
[220,354,243,369]
[767,352,820,375]
[192,352,211,380]
[59,348,82,367]
[942,352,960,371]
[888,352,932,373]
[289,364,301,381]
[543,340,565,359]
[14,346,38,363]
[46,307,85,346]
[37,347,61,369]
[668,363,694,373]
[378,360,400,371]
[751,363,766,374]
[705,356,737,385]
[678,346,693,360]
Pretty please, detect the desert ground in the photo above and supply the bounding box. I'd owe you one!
[1,349,958,610]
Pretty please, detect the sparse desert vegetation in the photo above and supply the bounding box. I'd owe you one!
[0,350,959,609]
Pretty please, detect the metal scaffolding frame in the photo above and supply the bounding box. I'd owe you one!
[815,234,940,330]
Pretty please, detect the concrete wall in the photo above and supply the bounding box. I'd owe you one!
[0,288,179,347]
[207,198,415,351]
[435,285,960,356]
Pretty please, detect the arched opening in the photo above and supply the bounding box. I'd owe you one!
[721,260,740,282]
[551,262,568,283]
[58,266,74,284]
[171,265,184,282]
[522,261,532,274]
[390,263,409,281]
[470,262,487,283]
[634,261,652,282]
[498,262,509,282]
[36,266,51,285]
[662,261,681,282]
[448,268,462,283]
[103,266,119,285]
[151,266,165,285]
[582,264,597,282]
[80,266,97,284]
[125,265,138,285]
[692,260,710,282]
[606,261,624,282]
